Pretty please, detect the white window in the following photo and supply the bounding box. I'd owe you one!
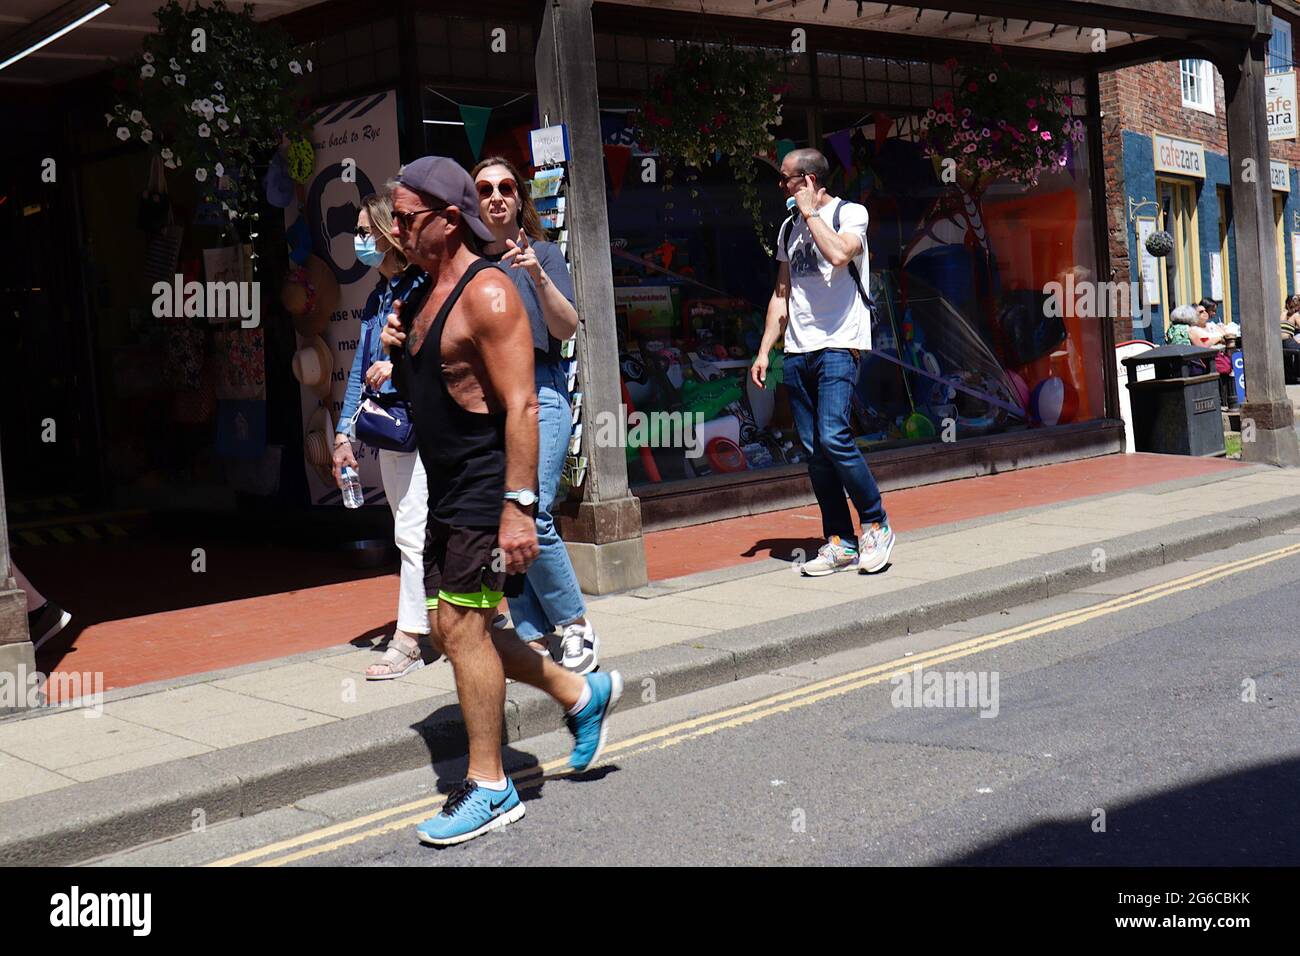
[1269,20,1293,73]
[1180,59,1215,114]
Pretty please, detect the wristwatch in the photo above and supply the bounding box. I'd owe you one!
[504,489,538,507]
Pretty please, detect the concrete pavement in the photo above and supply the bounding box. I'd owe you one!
[1,462,1298,864]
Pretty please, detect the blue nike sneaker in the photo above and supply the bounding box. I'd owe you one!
[416,778,525,846]
[566,670,623,771]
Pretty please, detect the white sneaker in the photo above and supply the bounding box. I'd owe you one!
[559,621,599,674]
[799,536,859,577]
[857,523,896,574]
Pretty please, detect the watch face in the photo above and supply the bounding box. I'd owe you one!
[517,489,537,507]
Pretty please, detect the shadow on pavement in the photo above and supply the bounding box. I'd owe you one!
[945,756,1300,866]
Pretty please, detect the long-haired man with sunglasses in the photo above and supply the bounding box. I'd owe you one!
[751,147,895,577]
[381,156,622,846]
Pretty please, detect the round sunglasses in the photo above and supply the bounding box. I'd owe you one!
[476,179,517,200]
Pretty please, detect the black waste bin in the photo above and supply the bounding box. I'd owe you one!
[1283,339,1300,385]
[1121,343,1224,456]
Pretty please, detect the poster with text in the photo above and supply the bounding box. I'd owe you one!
[287,90,401,506]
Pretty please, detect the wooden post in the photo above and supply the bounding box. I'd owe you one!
[535,0,649,592]
[1223,36,1300,466]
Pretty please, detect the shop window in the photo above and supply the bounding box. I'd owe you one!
[597,50,1104,491]
[1158,179,1202,315]
[416,14,534,86]
[1180,59,1215,115]
[1269,20,1293,73]
[300,20,400,100]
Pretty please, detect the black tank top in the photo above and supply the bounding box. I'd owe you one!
[399,258,506,527]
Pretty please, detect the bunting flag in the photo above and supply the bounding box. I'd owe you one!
[511,125,533,169]
[459,104,493,160]
[827,128,853,174]
[776,138,797,162]
[603,144,632,199]
[874,112,893,152]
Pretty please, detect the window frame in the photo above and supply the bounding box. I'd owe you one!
[1269,19,1293,74]
[1180,58,1215,115]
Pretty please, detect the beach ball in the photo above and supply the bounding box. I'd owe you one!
[1029,376,1079,426]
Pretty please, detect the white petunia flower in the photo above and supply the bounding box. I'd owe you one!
[175,74,186,86]
[232,115,240,125]
[164,159,176,169]
[217,118,229,131]
[198,123,211,138]
[140,64,155,78]
[140,128,153,143]
[104,113,114,126]
[195,168,207,182]
[213,81,223,91]
[306,59,312,72]
[143,52,154,63]
[169,58,180,71]
[161,75,170,85]
[129,109,142,124]
[215,162,225,177]
[214,103,229,113]
[289,60,302,75]
[161,148,173,160]
[116,127,130,141]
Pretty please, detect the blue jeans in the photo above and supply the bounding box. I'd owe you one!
[507,361,587,641]
[783,348,887,541]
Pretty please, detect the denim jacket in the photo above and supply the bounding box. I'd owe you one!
[337,267,427,439]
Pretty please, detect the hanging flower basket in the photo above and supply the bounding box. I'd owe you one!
[1145,229,1175,258]
[921,47,1087,190]
[632,43,790,248]
[107,1,311,223]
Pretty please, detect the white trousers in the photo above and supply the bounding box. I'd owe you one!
[378,449,430,635]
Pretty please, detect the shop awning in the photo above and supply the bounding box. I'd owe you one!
[596,0,1270,68]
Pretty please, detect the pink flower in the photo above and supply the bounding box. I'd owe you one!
[1027,98,1037,109]
[1041,131,1053,141]
[1063,95,1074,108]
[963,143,977,153]
[1028,119,1039,132]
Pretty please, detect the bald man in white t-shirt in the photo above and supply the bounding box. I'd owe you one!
[751,148,895,578]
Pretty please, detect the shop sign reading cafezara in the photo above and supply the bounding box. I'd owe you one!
[1152,133,1205,179]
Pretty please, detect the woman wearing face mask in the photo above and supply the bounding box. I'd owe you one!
[471,155,600,674]
[335,189,434,679]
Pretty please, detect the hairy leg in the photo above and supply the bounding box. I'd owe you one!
[437,603,507,782]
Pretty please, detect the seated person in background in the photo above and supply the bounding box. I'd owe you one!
[1282,295,1300,328]
[1190,302,1223,349]
[1165,304,1196,346]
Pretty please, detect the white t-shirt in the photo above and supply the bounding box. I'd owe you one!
[776,198,872,353]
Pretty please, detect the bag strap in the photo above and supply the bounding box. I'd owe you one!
[831,198,874,312]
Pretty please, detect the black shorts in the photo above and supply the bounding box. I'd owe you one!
[422,519,522,609]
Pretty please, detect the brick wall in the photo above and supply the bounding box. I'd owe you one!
[1100,9,1300,342]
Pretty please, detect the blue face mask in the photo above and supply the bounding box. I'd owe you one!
[354,234,386,268]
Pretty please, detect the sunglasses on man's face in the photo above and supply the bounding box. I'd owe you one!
[392,207,446,232]
[476,179,517,200]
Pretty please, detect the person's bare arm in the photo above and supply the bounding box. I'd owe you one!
[465,274,540,574]
[792,181,862,268]
[805,213,863,268]
[752,261,791,389]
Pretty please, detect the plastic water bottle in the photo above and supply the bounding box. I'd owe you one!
[341,466,364,509]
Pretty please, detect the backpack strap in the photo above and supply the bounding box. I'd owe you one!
[834,198,874,312]
[778,213,797,258]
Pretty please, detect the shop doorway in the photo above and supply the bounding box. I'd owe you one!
[1158,178,1201,316]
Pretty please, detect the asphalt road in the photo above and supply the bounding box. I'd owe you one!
[95,532,1300,867]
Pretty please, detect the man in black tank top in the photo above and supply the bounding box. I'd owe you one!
[381,157,623,846]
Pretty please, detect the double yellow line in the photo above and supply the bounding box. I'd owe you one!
[207,539,1300,867]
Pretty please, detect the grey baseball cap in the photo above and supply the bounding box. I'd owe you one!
[394,155,494,243]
